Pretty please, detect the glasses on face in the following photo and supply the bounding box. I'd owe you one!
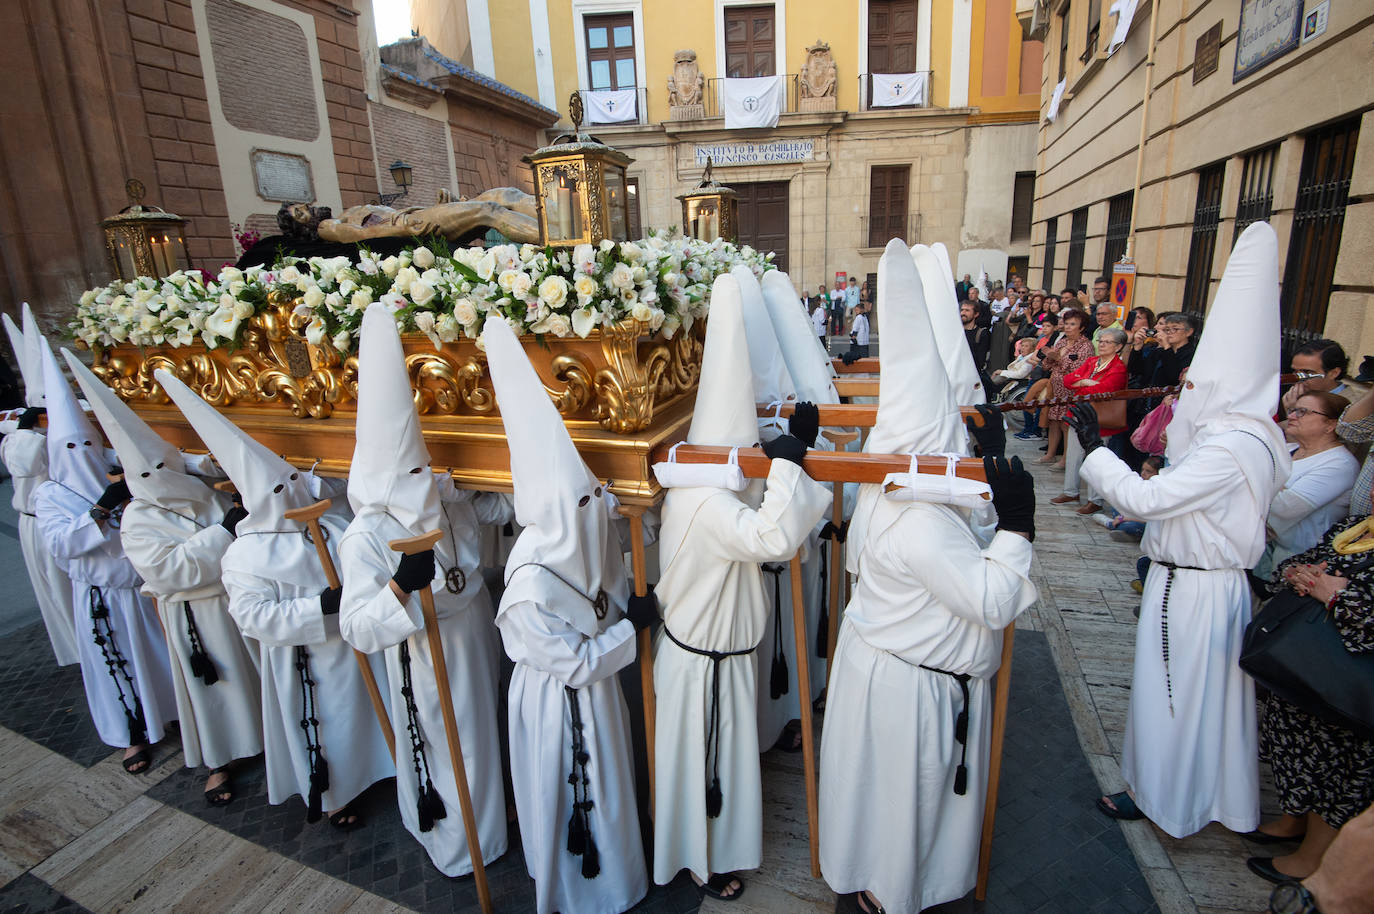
[1288,407,1333,419]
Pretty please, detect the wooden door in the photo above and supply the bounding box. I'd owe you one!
[868,0,919,73]
[725,5,776,78]
[735,180,790,272]
[868,166,909,248]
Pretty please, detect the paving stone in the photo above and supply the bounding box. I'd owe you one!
[0,625,107,768]
[0,873,91,914]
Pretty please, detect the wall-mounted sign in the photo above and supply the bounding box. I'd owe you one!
[1193,22,1222,84]
[1234,0,1303,82]
[1302,0,1330,44]
[694,139,814,167]
[251,149,314,203]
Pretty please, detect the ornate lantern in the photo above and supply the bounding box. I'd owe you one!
[524,93,635,247]
[99,179,192,280]
[677,157,738,243]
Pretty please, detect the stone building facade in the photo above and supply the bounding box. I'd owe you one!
[1027,0,1374,357]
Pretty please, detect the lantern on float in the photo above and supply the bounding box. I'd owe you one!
[525,92,635,247]
[678,157,738,243]
[100,178,192,280]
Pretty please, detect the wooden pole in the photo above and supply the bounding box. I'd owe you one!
[389,529,493,914]
[975,625,1017,900]
[619,506,656,817]
[653,444,987,484]
[282,499,396,761]
[822,430,858,685]
[790,556,822,878]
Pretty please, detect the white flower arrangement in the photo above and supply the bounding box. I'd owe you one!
[71,234,774,354]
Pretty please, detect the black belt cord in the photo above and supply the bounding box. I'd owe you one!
[763,563,788,700]
[1154,560,1207,718]
[89,586,147,746]
[564,685,600,878]
[295,645,329,822]
[399,640,447,832]
[815,520,848,660]
[920,663,972,796]
[664,626,757,818]
[182,602,219,686]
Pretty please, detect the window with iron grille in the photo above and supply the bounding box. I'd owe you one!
[1064,206,1088,291]
[868,165,909,248]
[1234,144,1279,245]
[1102,192,1132,272]
[1281,117,1361,355]
[1042,217,1058,290]
[1182,162,1226,316]
[1011,172,1035,243]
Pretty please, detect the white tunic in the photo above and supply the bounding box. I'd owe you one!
[33,482,177,748]
[338,493,509,877]
[1,430,79,665]
[498,586,647,914]
[652,460,829,884]
[120,499,264,769]
[1082,432,1279,837]
[221,513,395,813]
[820,499,1036,913]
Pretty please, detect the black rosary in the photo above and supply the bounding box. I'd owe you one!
[89,586,147,746]
[295,645,329,822]
[399,640,447,831]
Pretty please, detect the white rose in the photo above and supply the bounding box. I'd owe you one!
[379,256,401,277]
[231,299,254,320]
[302,285,325,310]
[573,274,598,302]
[599,239,615,253]
[531,313,571,337]
[393,266,419,295]
[324,292,343,310]
[648,307,666,331]
[435,312,460,342]
[537,275,569,309]
[358,255,379,276]
[412,246,435,269]
[350,289,373,312]
[332,329,351,352]
[414,311,441,349]
[305,315,328,346]
[632,266,647,284]
[477,252,496,281]
[453,299,478,326]
[631,301,653,322]
[219,266,244,285]
[608,263,634,291]
[500,269,533,298]
[661,314,682,339]
[621,241,643,263]
[79,289,98,307]
[380,291,408,313]
[277,266,300,285]
[409,280,437,307]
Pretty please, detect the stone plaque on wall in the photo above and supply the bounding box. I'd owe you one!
[1234,0,1303,82]
[694,139,815,167]
[1193,22,1222,84]
[251,150,314,203]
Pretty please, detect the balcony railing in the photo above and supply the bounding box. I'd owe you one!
[859,213,923,249]
[858,71,934,111]
[703,74,801,118]
[577,87,649,127]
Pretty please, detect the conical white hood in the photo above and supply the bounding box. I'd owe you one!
[348,304,442,532]
[1165,222,1290,488]
[483,315,625,635]
[760,270,839,405]
[155,368,314,535]
[687,273,760,448]
[40,337,107,502]
[732,265,796,406]
[21,305,47,407]
[64,350,215,517]
[915,244,985,406]
[3,313,34,408]
[868,239,966,457]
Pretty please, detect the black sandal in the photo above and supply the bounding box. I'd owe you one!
[204,766,234,807]
[695,872,745,901]
[122,746,151,774]
[328,804,365,831]
[850,891,887,914]
[1096,791,1145,821]
[773,720,804,753]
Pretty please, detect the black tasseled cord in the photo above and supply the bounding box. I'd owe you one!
[564,685,599,878]
[815,539,829,659]
[295,645,329,822]
[399,641,446,832]
[762,563,789,700]
[89,586,147,746]
[182,601,219,686]
[920,664,972,796]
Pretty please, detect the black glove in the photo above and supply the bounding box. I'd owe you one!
[1066,403,1104,456]
[625,585,659,633]
[965,404,1006,458]
[841,349,860,366]
[392,550,435,593]
[761,434,807,468]
[320,586,342,616]
[985,455,1035,541]
[96,479,131,510]
[220,505,248,536]
[789,401,819,448]
[16,407,44,430]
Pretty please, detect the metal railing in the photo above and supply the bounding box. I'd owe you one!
[858,213,923,249]
[857,71,934,111]
[703,74,801,118]
[577,87,650,127]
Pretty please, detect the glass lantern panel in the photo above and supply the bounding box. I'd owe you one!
[603,166,628,242]
[693,199,720,241]
[543,169,582,242]
[171,232,190,271]
[113,235,137,281]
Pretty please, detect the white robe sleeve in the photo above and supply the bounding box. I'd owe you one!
[902,524,1037,631]
[1081,443,1241,521]
[33,483,112,560]
[1267,454,1356,538]
[338,532,423,654]
[222,566,331,647]
[497,600,637,690]
[705,460,831,564]
[121,523,232,595]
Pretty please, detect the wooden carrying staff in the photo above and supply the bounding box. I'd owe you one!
[616,505,657,816]
[389,529,493,914]
[281,499,397,761]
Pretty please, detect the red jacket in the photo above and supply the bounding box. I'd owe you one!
[1065,355,1128,435]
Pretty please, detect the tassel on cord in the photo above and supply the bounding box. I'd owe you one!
[424,779,447,824]
[566,805,586,855]
[770,653,789,701]
[307,780,323,823]
[183,603,219,685]
[706,778,723,818]
[580,824,600,879]
[764,564,789,701]
[418,791,434,832]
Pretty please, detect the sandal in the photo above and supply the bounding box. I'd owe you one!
[773,720,804,753]
[851,891,887,914]
[204,766,234,807]
[122,746,151,775]
[695,872,745,901]
[1096,791,1145,821]
[328,804,365,831]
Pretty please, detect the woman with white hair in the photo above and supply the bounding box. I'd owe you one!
[1052,326,1128,515]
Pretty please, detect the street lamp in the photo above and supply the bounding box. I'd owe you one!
[378,159,413,207]
[99,178,191,280]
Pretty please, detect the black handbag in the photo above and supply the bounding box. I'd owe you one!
[1240,560,1374,740]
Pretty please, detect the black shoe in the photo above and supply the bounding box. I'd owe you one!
[1243,829,1305,846]
[1095,791,1145,821]
[1039,445,1049,452]
[1246,856,1301,885]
